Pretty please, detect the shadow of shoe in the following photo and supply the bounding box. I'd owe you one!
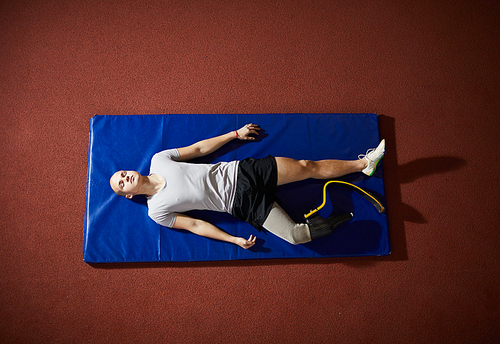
[399,156,467,184]
[377,114,468,262]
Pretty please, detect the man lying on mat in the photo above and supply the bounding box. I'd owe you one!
[110,124,385,249]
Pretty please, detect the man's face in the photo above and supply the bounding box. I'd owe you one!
[110,170,141,198]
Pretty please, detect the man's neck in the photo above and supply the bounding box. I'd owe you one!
[141,173,166,196]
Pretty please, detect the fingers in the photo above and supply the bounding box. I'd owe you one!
[246,124,260,135]
[245,235,256,248]
[237,235,257,249]
[245,123,260,130]
[241,123,260,140]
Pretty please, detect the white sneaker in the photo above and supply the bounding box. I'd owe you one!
[359,139,385,176]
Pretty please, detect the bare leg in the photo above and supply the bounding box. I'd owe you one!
[275,157,366,186]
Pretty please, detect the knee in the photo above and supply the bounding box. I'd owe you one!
[289,224,312,245]
[285,235,301,245]
[298,159,315,172]
[281,236,301,245]
[298,159,318,177]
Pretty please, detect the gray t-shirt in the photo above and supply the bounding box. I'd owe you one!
[146,149,239,228]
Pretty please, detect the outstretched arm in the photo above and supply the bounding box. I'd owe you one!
[176,123,260,161]
[172,213,257,249]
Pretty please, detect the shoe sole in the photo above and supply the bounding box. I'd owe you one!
[366,158,381,176]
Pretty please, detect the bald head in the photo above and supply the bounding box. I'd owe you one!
[110,171,127,196]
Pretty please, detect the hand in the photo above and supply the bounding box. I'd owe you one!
[236,123,260,140]
[236,235,257,249]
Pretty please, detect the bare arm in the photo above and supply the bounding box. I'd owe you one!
[172,213,257,249]
[176,123,260,161]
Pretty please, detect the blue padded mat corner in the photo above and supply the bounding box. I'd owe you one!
[83,114,390,263]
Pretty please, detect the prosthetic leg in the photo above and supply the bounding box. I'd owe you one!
[306,212,353,239]
[304,180,385,240]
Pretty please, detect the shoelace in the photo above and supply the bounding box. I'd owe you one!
[358,148,375,162]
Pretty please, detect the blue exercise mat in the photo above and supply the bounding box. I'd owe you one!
[83,114,390,263]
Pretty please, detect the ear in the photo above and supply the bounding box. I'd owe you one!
[125,194,133,199]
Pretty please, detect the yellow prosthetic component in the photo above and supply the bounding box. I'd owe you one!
[304,180,385,219]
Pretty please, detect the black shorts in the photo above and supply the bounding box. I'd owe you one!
[231,156,278,230]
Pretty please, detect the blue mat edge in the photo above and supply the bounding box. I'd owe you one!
[83,113,390,263]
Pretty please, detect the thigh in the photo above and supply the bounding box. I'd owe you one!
[274,157,312,186]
